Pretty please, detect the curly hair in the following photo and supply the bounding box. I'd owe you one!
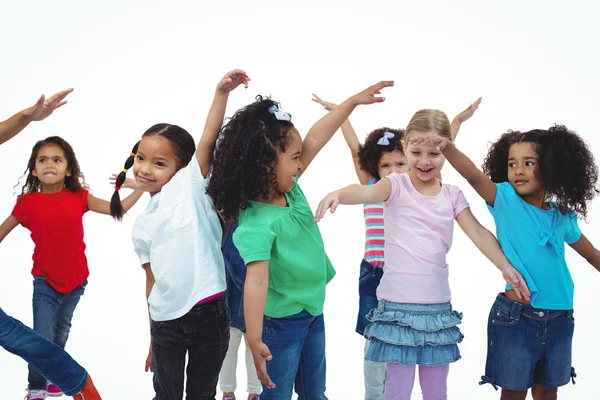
[482,125,599,217]
[206,95,296,223]
[16,136,88,198]
[110,123,195,220]
[357,127,405,179]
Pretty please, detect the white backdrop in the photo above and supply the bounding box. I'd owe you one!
[1,1,599,399]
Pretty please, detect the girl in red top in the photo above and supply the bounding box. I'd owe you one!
[0,134,143,399]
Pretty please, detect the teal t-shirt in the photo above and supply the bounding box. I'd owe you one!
[233,181,336,318]
[488,182,581,310]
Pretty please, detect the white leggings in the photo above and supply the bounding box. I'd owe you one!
[219,327,262,395]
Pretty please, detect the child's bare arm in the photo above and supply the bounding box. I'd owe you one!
[569,234,600,273]
[450,97,482,141]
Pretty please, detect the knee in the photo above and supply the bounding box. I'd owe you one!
[501,388,528,400]
[532,385,558,400]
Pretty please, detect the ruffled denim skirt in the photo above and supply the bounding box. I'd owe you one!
[364,300,463,366]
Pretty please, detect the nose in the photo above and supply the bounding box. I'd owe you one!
[298,161,303,173]
[514,165,524,175]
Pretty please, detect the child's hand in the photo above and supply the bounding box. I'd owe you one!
[217,69,250,93]
[352,81,394,105]
[501,265,531,302]
[109,174,137,189]
[145,344,153,372]
[24,88,74,122]
[250,341,275,389]
[409,136,452,151]
[314,192,341,222]
[455,97,482,123]
[311,94,337,111]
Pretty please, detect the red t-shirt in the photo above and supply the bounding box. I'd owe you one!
[12,189,89,294]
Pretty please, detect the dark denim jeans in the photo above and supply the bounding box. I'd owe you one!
[151,295,230,400]
[0,306,88,395]
[261,311,328,400]
[356,259,383,336]
[222,221,246,332]
[480,293,576,391]
[29,276,86,390]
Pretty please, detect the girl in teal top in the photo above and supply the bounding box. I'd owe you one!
[207,80,394,399]
[420,125,600,399]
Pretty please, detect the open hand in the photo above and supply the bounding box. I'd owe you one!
[250,341,275,389]
[145,345,153,372]
[314,192,341,222]
[352,81,394,105]
[25,88,74,122]
[408,136,452,151]
[455,97,482,123]
[502,266,531,302]
[311,94,337,111]
[217,69,250,93]
[109,174,137,189]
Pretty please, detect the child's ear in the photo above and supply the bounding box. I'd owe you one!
[66,168,72,177]
[31,169,38,178]
[401,140,406,150]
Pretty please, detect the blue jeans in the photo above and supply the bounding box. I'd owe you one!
[28,276,86,390]
[261,311,327,399]
[480,293,576,391]
[357,260,386,400]
[0,306,88,395]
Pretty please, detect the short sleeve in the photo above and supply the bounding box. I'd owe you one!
[132,220,152,266]
[80,190,90,213]
[487,182,514,217]
[11,196,29,227]
[233,224,275,265]
[187,155,208,186]
[564,211,582,245]
[452,187,470,217]
[383,173,403,204]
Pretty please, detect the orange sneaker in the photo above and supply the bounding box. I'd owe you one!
[72,376,101,400]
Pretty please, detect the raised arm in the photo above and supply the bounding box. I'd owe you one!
[314,178,392,222]
[413,136,497,205]
[300,81,394,175]
[311,94,372,184]
[196,70,250,177]
[450,97,482,141]
[455,208,530,301]
[244,260,275,389]
[0,89,73,145]
[569,234,600,273]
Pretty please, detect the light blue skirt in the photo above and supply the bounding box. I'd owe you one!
[364,300,463,366]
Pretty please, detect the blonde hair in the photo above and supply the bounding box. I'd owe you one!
[405,109,452,141]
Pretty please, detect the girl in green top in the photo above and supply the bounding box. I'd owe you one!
[207,81,394,399]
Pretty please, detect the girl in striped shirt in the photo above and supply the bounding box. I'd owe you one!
[311,94,481,400]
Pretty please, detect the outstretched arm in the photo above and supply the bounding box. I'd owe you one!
[570,234,600,273]
[314,178,392,222]
[300,81,394,175]
[196,70,250,177]
[455,208,530,301]
[0,216,20,243]
[0,89,73,145]
[311,94,372,184]
[87,190,144,216]
[450,97,482,141]
[411,136,497,205]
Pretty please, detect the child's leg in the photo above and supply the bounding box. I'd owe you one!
[294,314,327,400]
[186,296,230,400]
[0,306,89,395]
[243,333,262,396]
[28,276,62,390]
[220,327,243,395]
[384,363,415,400]
[260,312,308,400]
[52,281,86,350]
[151,317,188,400]
[418,364,449,400]
[364,339,386,400]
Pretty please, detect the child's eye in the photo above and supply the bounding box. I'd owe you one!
[430,152,441,156]
[54,158,62,163]
[525,161,535,167]
[136,155,143,161]
[156,162,165,167]
[508,162,516,168]
[411,151,420,155]
[398,162,406,166]
[381,164,389,168]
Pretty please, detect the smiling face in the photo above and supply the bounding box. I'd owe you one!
[507,141,544,197]
[133,135,180,196]
[404,131,446,183]
[377,150,408,178]
[271,128,303,195]
[31,144,71,188]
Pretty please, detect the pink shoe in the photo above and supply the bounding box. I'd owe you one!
[24,389,47,400]
[46,383,63,397]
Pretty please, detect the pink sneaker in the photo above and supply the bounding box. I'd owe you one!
[46,383,63,397]
[24,389,47,400]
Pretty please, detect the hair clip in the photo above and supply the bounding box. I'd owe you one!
[268,105,292,122]
[377,131,395,146]
[130,152,136,157]
[122,168,129,174]
[114,186,120,191]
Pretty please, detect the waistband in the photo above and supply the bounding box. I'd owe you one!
[494,293,573,321]
[378,299,453,315]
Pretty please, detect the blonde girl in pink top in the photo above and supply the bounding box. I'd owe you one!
[315,109,530,400]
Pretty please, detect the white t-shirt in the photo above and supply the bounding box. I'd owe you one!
[131,157,226,322]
